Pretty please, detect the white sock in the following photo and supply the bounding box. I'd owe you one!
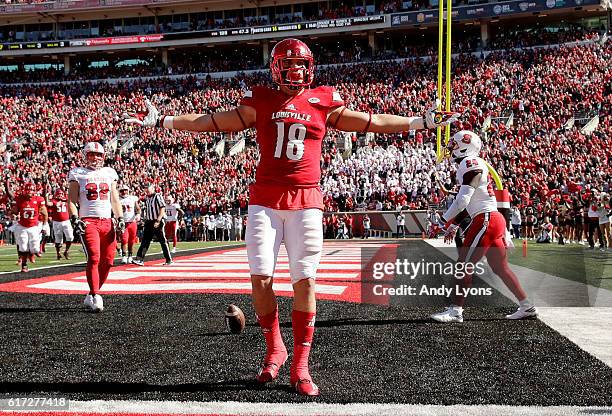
[519,298,533,309]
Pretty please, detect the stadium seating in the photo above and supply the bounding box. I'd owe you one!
[0,33,609,236]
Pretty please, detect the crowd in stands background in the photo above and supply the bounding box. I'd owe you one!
[0,31,609,245]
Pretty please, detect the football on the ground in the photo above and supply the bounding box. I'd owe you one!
[225,304,246,334]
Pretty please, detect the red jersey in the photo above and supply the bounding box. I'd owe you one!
[47,199,70,222]
[240,85,344,210]
[16,195,45,227]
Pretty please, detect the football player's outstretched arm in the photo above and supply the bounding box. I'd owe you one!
[124,99,256,133]
[328,100,459,133]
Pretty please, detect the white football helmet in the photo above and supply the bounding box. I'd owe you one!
[83,142,105,170]
[447,130,482,161]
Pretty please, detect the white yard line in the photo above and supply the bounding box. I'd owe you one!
[58,400,612,416]
[0,244,242,275]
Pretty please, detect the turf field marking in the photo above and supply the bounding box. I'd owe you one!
[22,400,612,416]
[0,242,383,302]
[0,243,242,275]
[27,280,348,294]
[70,271,358,279]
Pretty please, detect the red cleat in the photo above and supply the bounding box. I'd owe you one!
[29,254,36,263]
[292,378,320,396]
[21,265,28,273]
[256,351,288,384]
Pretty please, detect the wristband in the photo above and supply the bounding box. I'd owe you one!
[162,116,175,130]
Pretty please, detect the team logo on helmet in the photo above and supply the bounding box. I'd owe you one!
[449,130,482,161]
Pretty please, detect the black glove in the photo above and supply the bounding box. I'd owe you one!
[116,217,126,233]
[71,215,86,236]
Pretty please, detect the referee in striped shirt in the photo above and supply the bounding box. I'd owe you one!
[132,184,173,266]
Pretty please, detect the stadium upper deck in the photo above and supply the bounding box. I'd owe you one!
[0,0,605,53]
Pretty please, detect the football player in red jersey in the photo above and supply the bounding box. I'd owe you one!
[47,188,74,260]
[125,38,459,396]
[12,182,48,273]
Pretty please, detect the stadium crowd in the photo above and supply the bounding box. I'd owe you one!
[0,26,598,84]
[0,32,610,244]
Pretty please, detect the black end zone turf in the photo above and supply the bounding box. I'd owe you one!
[0,242,611,405]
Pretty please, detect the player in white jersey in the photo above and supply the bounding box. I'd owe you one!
[119,185,141,263]
[68,142,124,313]
[431,131,537,323]
[164,195,184,253]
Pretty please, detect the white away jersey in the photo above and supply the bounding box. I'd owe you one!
[455,157,497,217]
[68,166,118,218]
[121,195,139,222]
[165,203,181,221]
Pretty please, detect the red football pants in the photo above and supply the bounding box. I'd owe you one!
[121,221,138,247]
[165,221,178,247]
[459,211,507,263]
[455,211,520,306]
[81,218,116,294]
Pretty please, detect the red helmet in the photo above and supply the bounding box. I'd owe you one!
[270,38,315,88]
[54,188,66,201]
[22,182,36,197]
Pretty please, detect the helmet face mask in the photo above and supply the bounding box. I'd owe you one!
[86,152,105,169]
[83,142,106,170]
[54,189,66,201]
[23,183,36,197]
[270,39,315,90]
[119,186,129,198]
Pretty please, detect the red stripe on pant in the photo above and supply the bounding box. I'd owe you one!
[454,211,520,307]
[121,221,138,248]
[82,217,117,295]
[165,221,178,247]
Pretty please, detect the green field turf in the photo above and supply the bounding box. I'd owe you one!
[507,239,612,291]
[0,241,242,273]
